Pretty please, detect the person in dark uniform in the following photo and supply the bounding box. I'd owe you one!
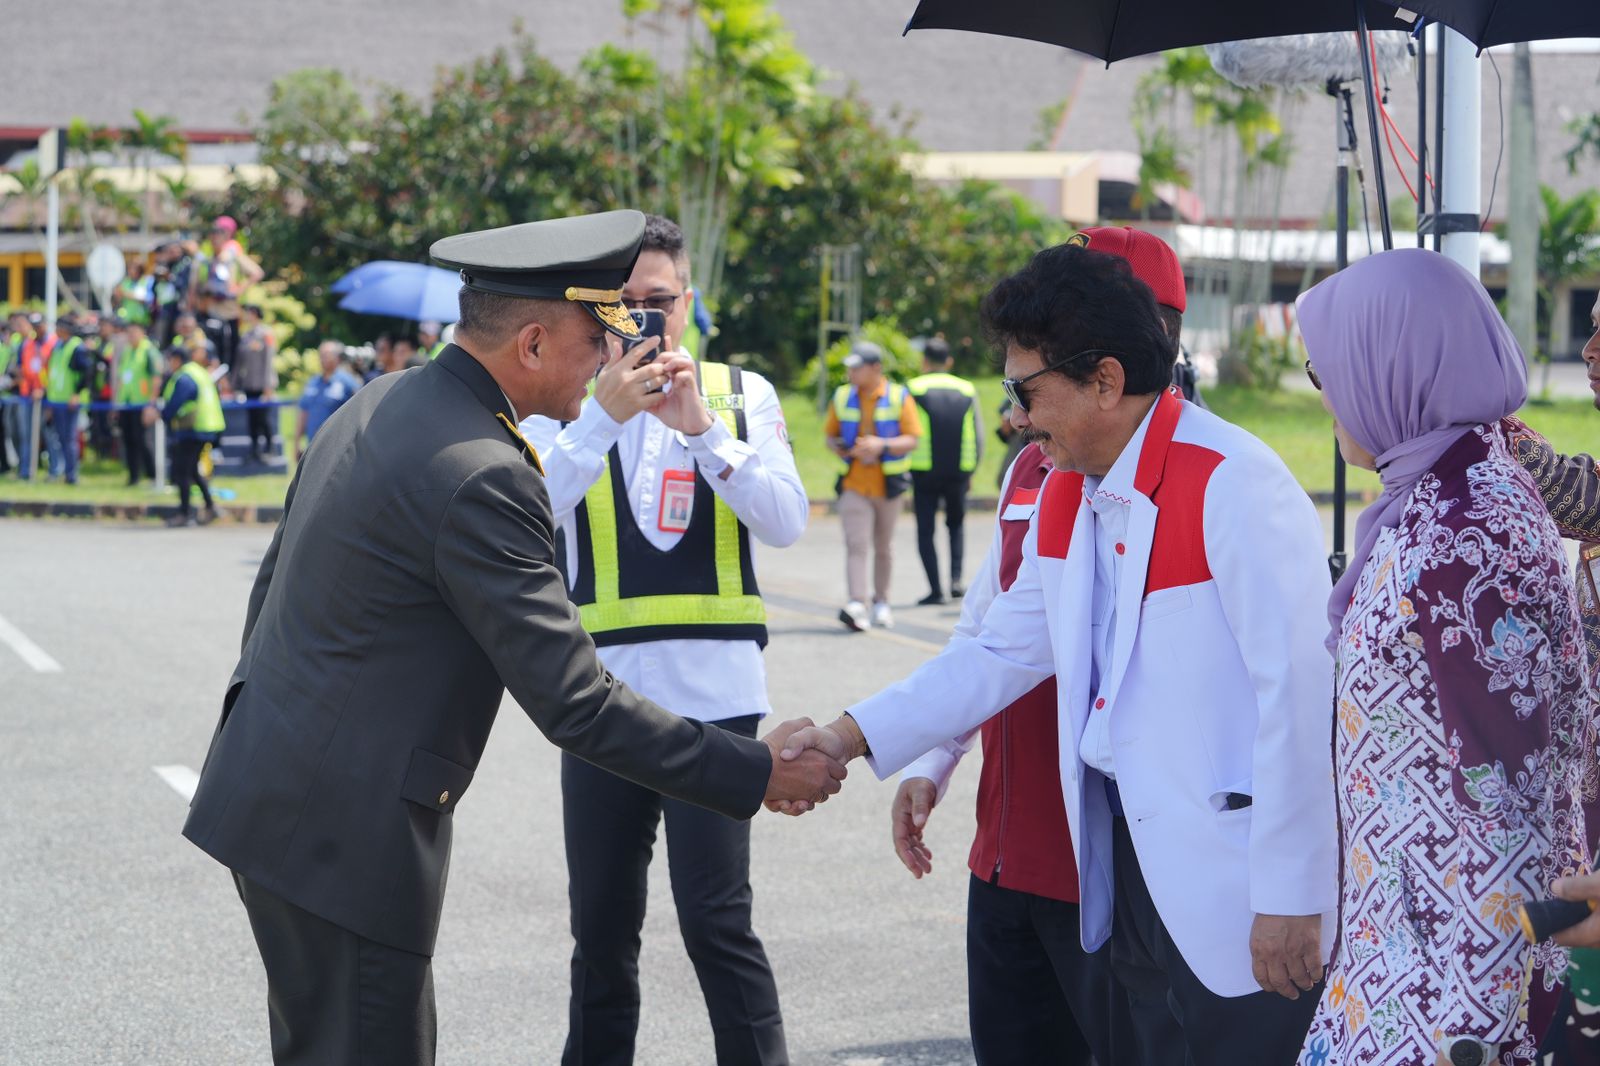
[181,210,846,1066]
[907,337,981,605]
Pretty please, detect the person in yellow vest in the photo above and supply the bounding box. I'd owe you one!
[906,337,981,605]
[149,342,225,526]
[418,320,447,361]
[824,341,922,630]
[114,317,164,485]
[43,316,93,484]
[520,214,808,1066]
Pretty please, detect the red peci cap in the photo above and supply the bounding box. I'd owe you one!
[1068,227,1186,313]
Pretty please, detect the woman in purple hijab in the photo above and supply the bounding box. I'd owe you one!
[1295,248,1596,1066]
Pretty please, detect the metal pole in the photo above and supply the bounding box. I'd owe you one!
[154,419,167,493]
[1439,26,1482,275]
[1354,4,1394,250]
[1417,28,1428,245]
[1433,24,1446,252]
[1330,88,1353,580]
[45,181,59,334]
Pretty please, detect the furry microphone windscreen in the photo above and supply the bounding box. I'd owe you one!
[1205,32,1413,90]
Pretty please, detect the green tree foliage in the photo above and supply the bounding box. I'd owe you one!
[226,10,1064,383]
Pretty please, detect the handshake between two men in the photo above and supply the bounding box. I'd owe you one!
[762,716,866,814]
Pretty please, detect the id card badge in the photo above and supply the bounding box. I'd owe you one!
[659,469,696,533]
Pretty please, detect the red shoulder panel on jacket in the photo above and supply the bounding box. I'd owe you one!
[1037,471,1085,560]
[1144,442,1223,595]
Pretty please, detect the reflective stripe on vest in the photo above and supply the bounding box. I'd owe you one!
[907,372,978,473]
[832,382,912,476]
[573,361,767,646]
[163,362,226,432]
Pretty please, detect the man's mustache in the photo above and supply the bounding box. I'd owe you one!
[1020,428,1049,444]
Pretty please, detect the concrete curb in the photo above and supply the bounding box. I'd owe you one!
[0,499,285,523]
[1,490,1371,523]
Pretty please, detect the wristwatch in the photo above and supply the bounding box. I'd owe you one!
[1438,1035,1498,1066]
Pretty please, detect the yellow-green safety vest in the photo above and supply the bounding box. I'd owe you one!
[832,382,913,476]
[571,361,767,646]
[161,362,226,433]
[114,339,162,405]
[907,372,980,474]
[45,336,87,404]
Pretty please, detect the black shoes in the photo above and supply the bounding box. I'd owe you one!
[918,591,947,606]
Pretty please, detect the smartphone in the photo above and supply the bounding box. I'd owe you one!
[625,308,668,364]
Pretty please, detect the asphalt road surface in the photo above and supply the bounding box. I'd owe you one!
[1,512,994,1066]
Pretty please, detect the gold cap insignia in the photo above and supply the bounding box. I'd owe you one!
[589,300,640,337]
[564,286,624,303]
[1067,232,1091,248]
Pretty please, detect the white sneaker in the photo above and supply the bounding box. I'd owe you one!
[839,600,869,632]
[871,601,894,629]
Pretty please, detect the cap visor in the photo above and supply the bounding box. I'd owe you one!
[585,301,640,340]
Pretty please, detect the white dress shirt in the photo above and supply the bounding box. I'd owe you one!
[521,362,808,722]
[1078,434,1138,779]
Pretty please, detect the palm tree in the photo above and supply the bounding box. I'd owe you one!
[124,109,186,236]
[1534,184,1600,395]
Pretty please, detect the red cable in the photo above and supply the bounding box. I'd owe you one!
[1367,31,1436,201]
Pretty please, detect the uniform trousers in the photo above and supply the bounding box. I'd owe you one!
[911,471,969,596]
[118,408,155,482]
[1108,816,1320,1066]
[171,437,215,515]
[966,873,1125,1066]
[234,872,437,1066]
[837,488,902,604]
[44,403,79,482]
[561,714,786,1066]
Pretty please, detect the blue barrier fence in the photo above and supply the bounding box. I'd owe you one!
[0,395,293,478]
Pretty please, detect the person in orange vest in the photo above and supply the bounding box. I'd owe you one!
[13,315,55,481]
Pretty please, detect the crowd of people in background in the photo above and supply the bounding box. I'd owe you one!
[0,214,449,523]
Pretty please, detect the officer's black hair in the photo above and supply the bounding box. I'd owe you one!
[980,244,1174,395]
[923,337,952,365]
[641,214,690,282]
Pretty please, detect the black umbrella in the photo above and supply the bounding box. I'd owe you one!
[904,0,1419,62]
[904,0,1600,60]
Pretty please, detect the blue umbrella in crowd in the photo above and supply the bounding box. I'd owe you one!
[335,262,461,323]
[330,260,413,294]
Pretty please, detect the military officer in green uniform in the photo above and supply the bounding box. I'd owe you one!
[181,210,845,1066]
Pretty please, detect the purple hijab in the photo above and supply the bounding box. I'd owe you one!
[1297,248,1528,651]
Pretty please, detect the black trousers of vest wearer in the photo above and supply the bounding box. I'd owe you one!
[117,409,155,482]
[966,873,1127,1066]
[561,714,786,1066]
[911,471,970,596]
[1108,817,1321,1066]
[233,872,437,1066]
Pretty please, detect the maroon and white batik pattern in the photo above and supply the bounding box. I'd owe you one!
[1300,423,1598,1066]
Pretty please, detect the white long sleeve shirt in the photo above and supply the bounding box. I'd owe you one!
[521,363,808,722]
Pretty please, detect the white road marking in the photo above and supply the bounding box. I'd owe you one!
[0,611,62,672]
[154,764,200,802]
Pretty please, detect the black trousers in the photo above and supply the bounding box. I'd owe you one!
[234,872,437,1066]
[1108,817,1320,1066]
[911,471,970,595]
[561,714,786,1066]
[967,873,1126,1066]
[118,408,154,482]
[171,438,214,515]
[243,390,274,456]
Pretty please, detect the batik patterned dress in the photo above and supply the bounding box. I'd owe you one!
[1299,422,1597,1066]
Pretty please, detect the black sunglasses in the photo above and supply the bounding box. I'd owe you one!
[621,293,682,314]
[1002,349,1121,413]
[1305,359,1322,391]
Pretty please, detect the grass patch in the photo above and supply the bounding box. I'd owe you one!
[5,384,1595,508]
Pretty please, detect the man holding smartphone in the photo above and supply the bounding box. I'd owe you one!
[521,214,808,1066]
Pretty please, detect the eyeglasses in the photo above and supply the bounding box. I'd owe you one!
[621,293,682,314]
[1001,349,1121,413]
[1304,359,1322,391]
